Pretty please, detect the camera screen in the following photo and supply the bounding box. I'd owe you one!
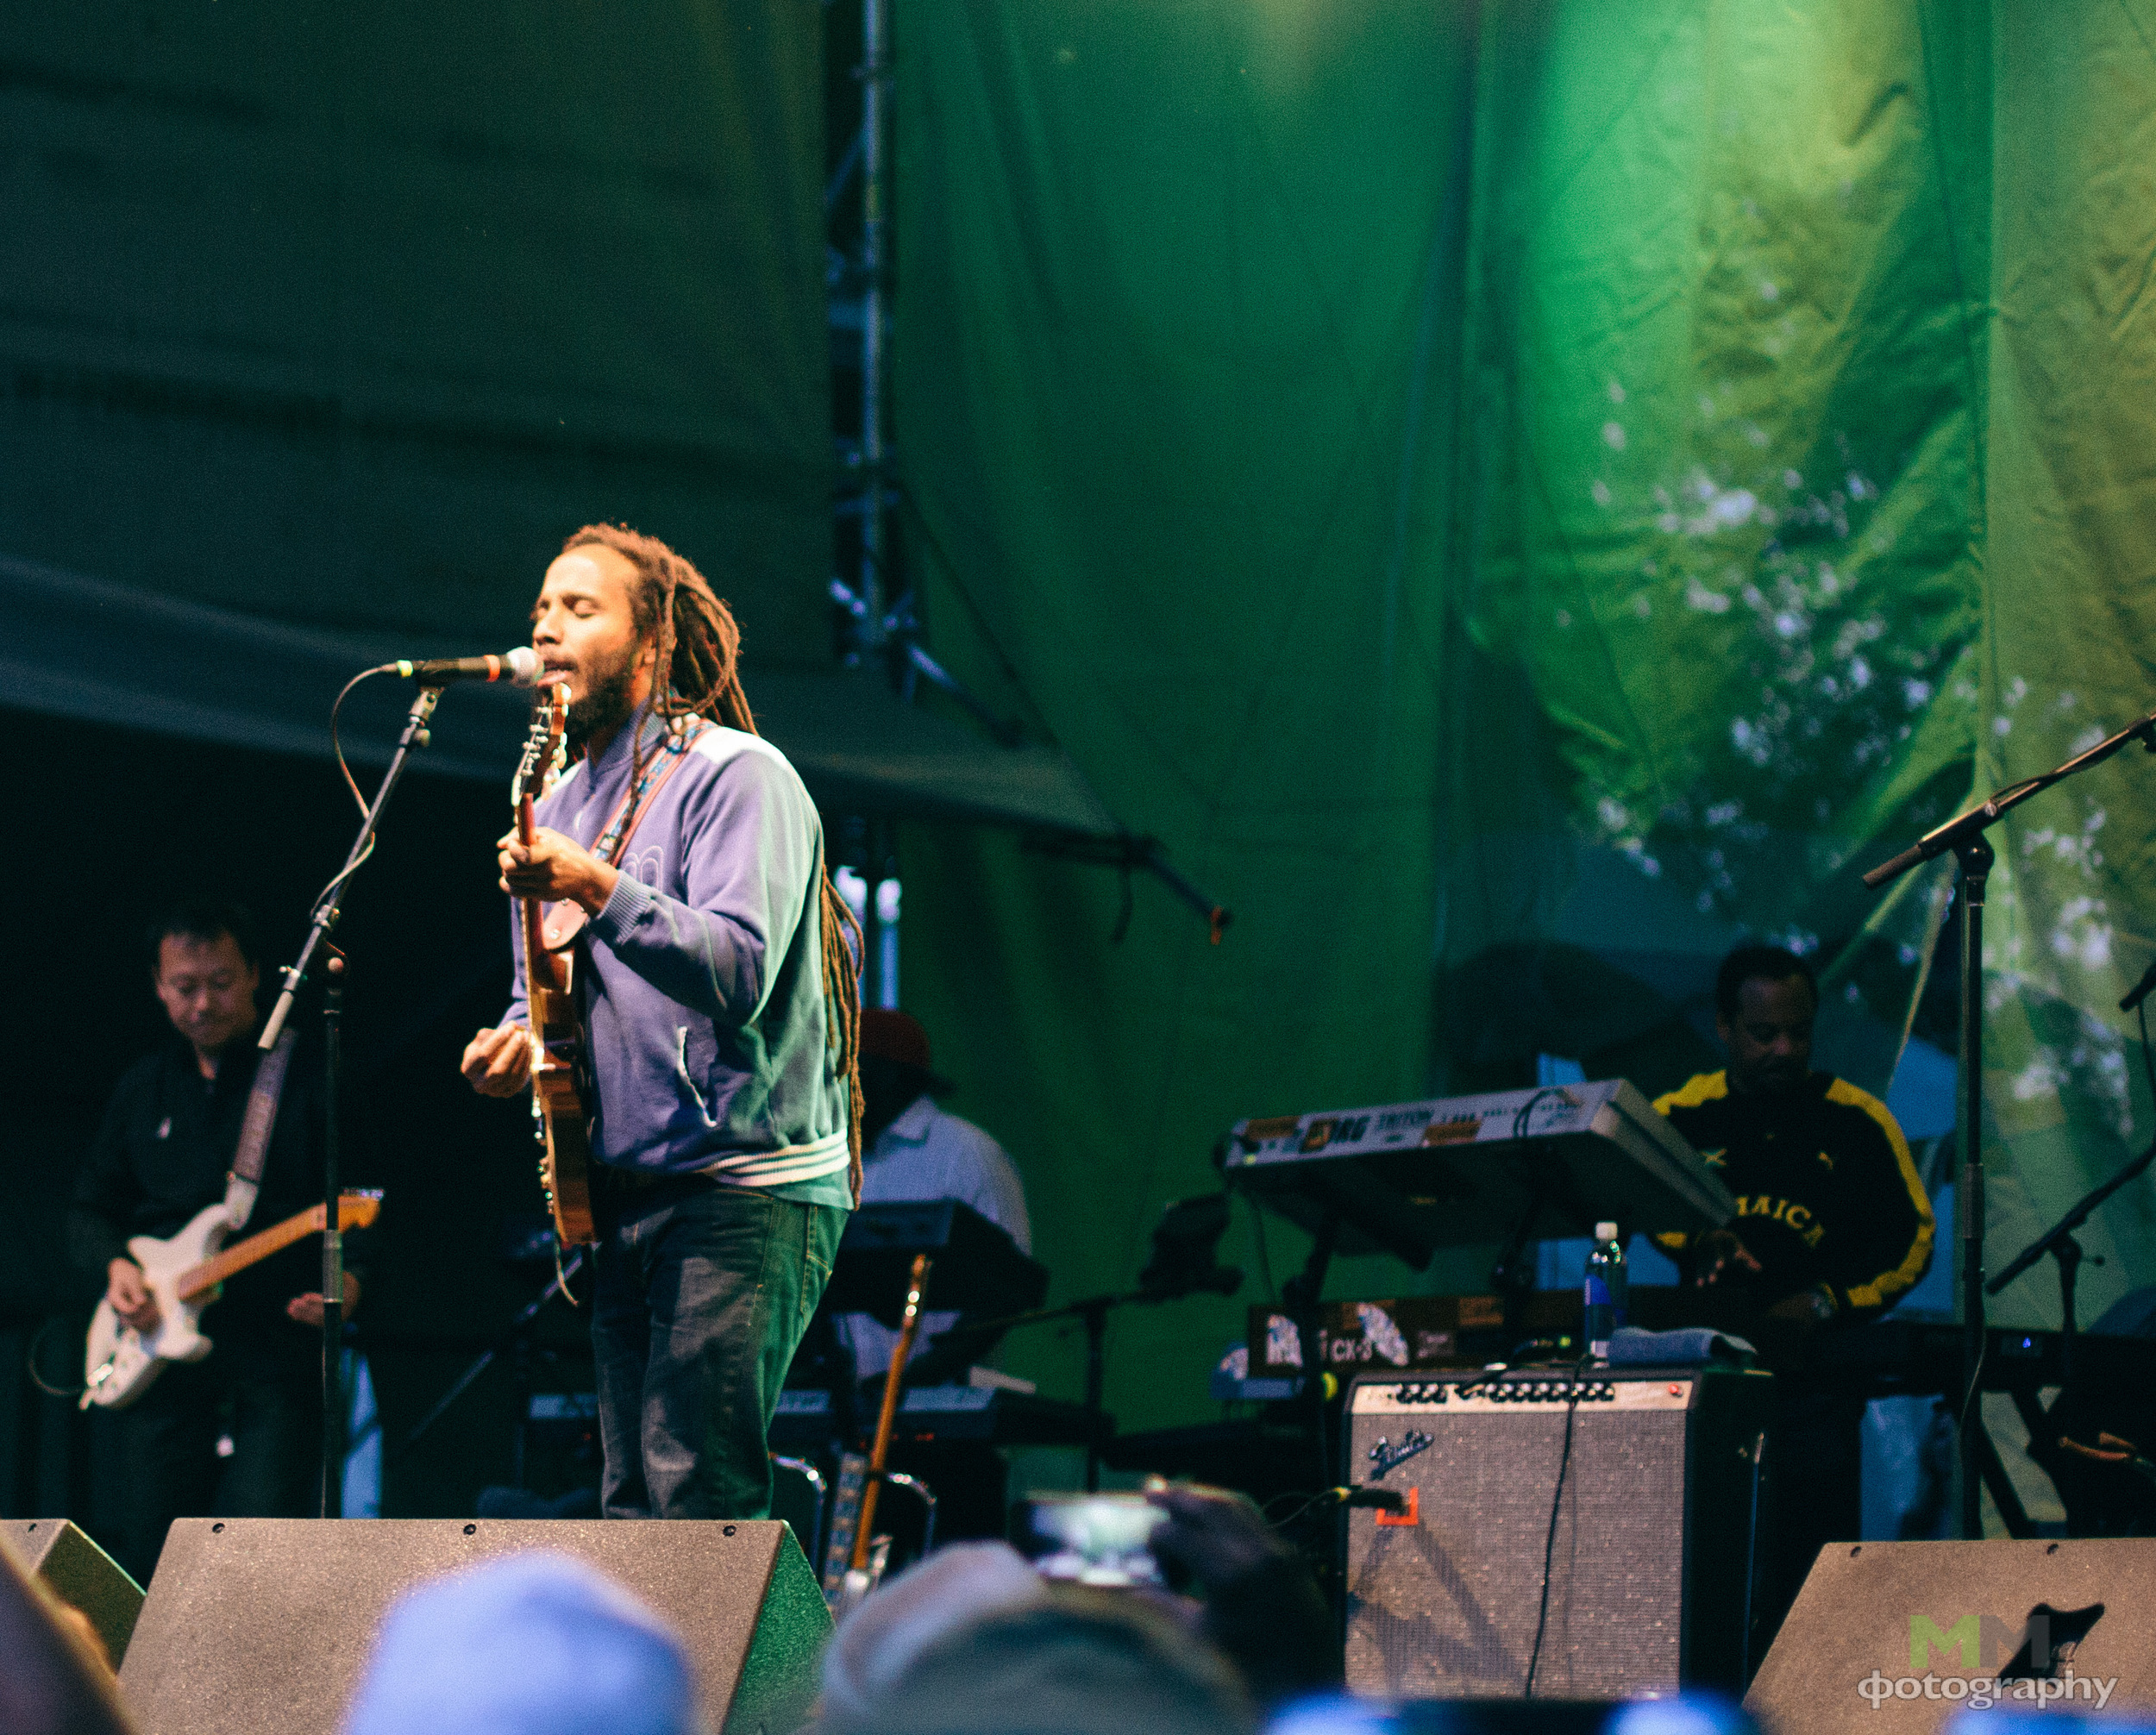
[1011,1494,1169,1588]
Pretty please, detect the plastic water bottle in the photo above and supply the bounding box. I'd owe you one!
[1583,1221,1627,1361]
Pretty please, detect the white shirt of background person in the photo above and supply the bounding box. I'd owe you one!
[837,1094,1031,1380]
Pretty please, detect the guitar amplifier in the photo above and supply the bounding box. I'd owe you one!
[1344,1364,1774,1701]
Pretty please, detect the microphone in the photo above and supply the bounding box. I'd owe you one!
[379,648,542,688]
[2122,959,2156,1014]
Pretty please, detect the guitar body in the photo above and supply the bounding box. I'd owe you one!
[820,1450,871,1607]
[81,1192,382,1411]
[526,932,596,1245]
[515,689,597,1247]
[81,1203,231,1410]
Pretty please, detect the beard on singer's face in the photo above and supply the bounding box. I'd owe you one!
[562,652,640,752]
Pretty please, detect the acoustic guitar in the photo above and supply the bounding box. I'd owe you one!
[513,688,597,1244]
[82,1191,383,1409]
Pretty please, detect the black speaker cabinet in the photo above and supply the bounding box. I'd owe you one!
[116,1519,830,1735]
[1344,1365,1775,1701]
[1745,1538,2156,1733]
[2,1518,145,1666]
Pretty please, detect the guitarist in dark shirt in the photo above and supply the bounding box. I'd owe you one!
[67,899,354,1585]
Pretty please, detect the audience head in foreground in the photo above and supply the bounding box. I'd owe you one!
[342,1552,699,1735]
[818,1540,1255,1735]
[0,1536,132,1735]
[819,1540,1051,1726]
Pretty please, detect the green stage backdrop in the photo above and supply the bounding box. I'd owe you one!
[0,0,830,661]
[895,0,2156,1433]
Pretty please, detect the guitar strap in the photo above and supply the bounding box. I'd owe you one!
[603,723,705,864]
[222,1027,298,1231]
[540,718,709,955]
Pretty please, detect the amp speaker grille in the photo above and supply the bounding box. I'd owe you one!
[1344,1368,1771,1701]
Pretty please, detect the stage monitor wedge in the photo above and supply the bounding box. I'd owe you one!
[1746,1538,2156,1733]
[1,1518,144,1667]
[117,1518,830,1735]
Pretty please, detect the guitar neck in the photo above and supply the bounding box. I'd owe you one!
[851,1253,932,1570]
[177,1196,376,1301]
[518,791,553,1012]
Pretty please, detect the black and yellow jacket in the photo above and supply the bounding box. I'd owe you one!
[1653,1069,1934,1317]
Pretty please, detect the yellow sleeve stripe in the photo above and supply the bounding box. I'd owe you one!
[1651,1072,1727,1254]
[1825,1077,1936,1309]
[1653,1070,1729,1115]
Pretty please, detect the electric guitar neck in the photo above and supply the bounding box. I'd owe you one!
[178,1192,382,1301]
[512,687,596,1246]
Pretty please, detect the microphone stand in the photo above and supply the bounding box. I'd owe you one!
[1987,1136,2156,1394]
[321,953,346,1518]
[913,1269,1243,1491]
[389,1249,588,1468]
[260,682,442,1519]
[1863,699,2156,1538]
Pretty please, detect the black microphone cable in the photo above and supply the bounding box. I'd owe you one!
[1263,1482,1411,1530]
[317,667,391,909]
[1523,1357,1589,1698]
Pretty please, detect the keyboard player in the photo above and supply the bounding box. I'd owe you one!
[1653,943,1935,1633]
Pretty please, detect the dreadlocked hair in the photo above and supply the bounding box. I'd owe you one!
[562,523,867,1193]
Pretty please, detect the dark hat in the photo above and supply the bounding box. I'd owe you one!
[860,1010,956,1095]
[862,1009,933,1069]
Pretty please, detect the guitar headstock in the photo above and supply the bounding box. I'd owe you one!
[511,685,569,808]
[899,1251,930,1326]
[335,1189,385,1231]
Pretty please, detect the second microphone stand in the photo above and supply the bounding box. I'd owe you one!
[1864,698,2156,1538]
[1989,1137,2156,1393]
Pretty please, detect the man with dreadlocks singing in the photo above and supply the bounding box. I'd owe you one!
[460,524,863,1520]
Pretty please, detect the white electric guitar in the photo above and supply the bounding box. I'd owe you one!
[80,1191,382,1410]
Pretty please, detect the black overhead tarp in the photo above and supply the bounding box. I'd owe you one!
[1,554,1117,836]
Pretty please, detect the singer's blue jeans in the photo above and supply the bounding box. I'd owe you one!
[590,1171,844,1520]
